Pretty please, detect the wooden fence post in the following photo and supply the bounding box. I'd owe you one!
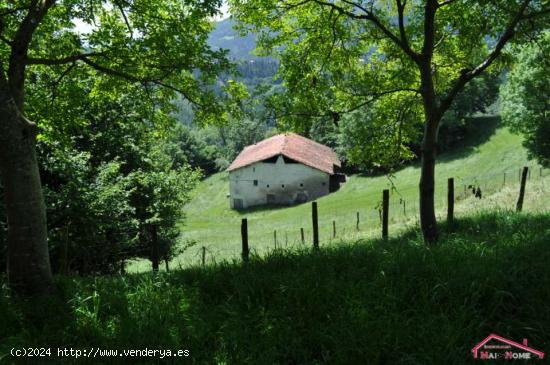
[241,218,249,262]
[333,220,336,238]
[201,246,206,267]
[382,189,389,240]
[300,228,305,244]
[356,212,360,231]
[516,166,529,212]
[403,200,406,216]
[447,178,455,224]
[165,258,169,272]
[274,230,277,249]
[312,201,319,250]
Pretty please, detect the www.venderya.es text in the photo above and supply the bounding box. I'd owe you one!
[10,347,190,359]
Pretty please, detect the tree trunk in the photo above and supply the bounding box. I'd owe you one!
[418,49,441,245]
[419,123,438,244]
[0,97,54,295]
[151,225,159,272]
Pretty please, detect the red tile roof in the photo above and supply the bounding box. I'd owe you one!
[227,133,341,174]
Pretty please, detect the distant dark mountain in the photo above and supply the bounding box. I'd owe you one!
[208,18,279,88]
[208,18,259,60]
[174,19,279,127]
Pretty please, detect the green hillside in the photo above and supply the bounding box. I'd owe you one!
[131,123,549,271]
[208,18,258,60]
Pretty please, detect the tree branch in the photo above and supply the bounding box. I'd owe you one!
[318,9,340,73]
[8,0,57,109]
[113,0,133,39]
[280,0,311,12]
[28,50,207,108]
[275,87,419,120]
[440,0,532,112]
[49,62,77,103]
[421,0,438,60]
[309,0,420,62]
[26,52,104,65]
[436,0,458,8]
[80,58,205,108]
[396,0,411,52]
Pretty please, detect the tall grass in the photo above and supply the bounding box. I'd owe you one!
[1,211,550,364]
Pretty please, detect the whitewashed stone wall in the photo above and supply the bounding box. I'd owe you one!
[229,155,330,209]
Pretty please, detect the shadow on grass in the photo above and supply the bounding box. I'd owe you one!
[437,115,501,163]
[1,211,549,364]
[233,201,313,216]
[365,115,501,179]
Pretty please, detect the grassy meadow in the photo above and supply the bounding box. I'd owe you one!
[3,120,550,364]
[129,120,549,271]
[2,212,550,364]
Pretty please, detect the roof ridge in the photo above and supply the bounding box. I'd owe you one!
[281,133,290,154]
[227,132,340,173]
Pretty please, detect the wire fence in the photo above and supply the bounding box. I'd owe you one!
[170,165,550,270]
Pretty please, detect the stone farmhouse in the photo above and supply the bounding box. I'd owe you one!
[227,133,345,210]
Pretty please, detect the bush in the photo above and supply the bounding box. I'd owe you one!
[17,67,203,275]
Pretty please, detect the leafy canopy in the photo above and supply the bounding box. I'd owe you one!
[501,31,550,167]
[0,0,244,123]
[229,0,550,167]
[34,65,202,273]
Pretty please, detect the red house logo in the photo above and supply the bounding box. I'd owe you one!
[472,333,545,360]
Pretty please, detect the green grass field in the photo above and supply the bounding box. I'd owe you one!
[3,212,550,364]
[130,119,550,271]
[4,119,550,363]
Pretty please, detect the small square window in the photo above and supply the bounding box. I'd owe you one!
[253,180,258,186]
[300,183,304,187]
[267,184,270,188]
[282,184,285,188]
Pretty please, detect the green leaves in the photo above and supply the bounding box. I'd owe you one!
[27,58,202,273]
[501,31,550,167]
[338,92,423,170]
[229,0,550,169]
[0,0,240,123]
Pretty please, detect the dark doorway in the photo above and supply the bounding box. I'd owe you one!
[329,174,346,192]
